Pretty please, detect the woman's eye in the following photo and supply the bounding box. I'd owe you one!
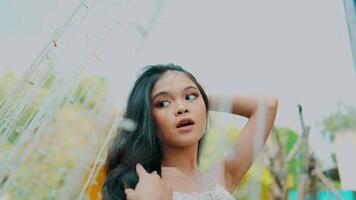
[185,93,197,101]
[158,100,170,108]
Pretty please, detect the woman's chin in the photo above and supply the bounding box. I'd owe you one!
[173,133,204,146]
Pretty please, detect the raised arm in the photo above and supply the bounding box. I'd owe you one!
[209,94,278,192]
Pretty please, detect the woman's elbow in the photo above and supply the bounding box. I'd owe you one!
[266,96,279,110]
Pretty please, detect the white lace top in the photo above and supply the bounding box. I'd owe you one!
[172,184,235,200]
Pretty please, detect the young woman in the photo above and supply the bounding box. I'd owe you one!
[102,64,278,200]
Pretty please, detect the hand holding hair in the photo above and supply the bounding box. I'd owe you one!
[125,163,173,200]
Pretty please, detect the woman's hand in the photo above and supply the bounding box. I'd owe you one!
[125,163,173,200]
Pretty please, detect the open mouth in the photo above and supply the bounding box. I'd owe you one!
[177,121,195,128]
[176,118,195,130]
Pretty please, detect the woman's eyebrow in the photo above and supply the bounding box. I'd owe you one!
[152,85,198,101]
[184,85,198,91]
[152,91,169,101]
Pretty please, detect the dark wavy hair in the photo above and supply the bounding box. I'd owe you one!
[101,63,209,200]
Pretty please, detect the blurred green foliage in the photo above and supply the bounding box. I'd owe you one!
[321,104,356,140]
[0,69,114,200]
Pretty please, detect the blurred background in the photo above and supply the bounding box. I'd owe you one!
[0,0,355,199]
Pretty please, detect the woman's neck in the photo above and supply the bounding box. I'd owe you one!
[161,143,199,176]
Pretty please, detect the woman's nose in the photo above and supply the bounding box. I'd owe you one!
[175,104,189,116]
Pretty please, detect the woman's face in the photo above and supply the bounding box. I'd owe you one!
[151,71,207,147]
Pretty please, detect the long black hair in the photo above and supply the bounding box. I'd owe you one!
[101,63,209,200]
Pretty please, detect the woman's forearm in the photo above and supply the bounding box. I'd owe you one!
[208,94,278,118]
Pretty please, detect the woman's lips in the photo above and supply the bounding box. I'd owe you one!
[176,118,195,128]
[177,123,194,131]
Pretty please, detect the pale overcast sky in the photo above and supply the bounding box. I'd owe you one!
[1,0,355,169]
